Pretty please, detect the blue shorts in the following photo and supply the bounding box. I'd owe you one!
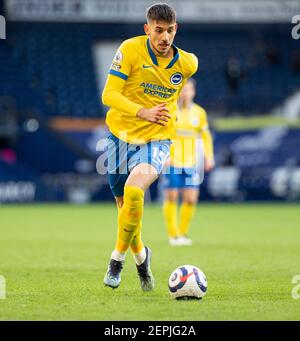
[162,166,201,189]
[107,132,171,197]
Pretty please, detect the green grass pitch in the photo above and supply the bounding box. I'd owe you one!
[0,203,300,321]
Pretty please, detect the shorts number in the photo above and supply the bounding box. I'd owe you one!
[153,147,168,165]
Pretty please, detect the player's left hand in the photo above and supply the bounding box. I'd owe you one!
[204,159,215,172]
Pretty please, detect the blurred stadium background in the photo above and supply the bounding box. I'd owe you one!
[1,0,300,204]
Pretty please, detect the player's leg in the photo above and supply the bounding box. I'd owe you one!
[178,188,199,245]
[163,188,180,245]
[162,166,184,245]
[105,191,144,289]
[105,137,170,290]
[104,133,130,288]
[118,162,157,257]
[104,196,126,288]
[120,162,159,291]
[114,196,128,256]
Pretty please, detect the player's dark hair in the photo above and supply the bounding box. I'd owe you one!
[146,3,176,23]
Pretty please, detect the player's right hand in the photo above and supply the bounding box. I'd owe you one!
[137,103,171,126]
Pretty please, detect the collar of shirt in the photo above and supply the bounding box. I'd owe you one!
[146,38,179,69]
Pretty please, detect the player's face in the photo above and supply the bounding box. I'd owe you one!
[180,81,196,103]
[144,20,177,56]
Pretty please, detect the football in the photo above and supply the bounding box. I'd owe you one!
[168,265,207,300]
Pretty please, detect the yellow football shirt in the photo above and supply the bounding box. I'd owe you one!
[102,35,198,143]
[170,103,214,168]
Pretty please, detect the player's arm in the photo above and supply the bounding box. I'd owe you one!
[200,110,215,172]
[186,53,199,78]
[202,128,215,171]
[102,40,170,126]
[102,76,171,126]
[102,74,143,116]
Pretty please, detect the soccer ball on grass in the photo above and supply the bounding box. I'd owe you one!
[168,265,207,300]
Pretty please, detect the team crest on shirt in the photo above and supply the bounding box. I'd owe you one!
[170,72,183,85]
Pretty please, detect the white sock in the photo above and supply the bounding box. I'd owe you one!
[133,247,146,266]
[111,250,126,262]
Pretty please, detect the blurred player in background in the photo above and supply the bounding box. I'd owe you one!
[102,3,198,290]
[162,78,214,246]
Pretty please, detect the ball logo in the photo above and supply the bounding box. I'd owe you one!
[170,73,183,85]
[171,273,178,282]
